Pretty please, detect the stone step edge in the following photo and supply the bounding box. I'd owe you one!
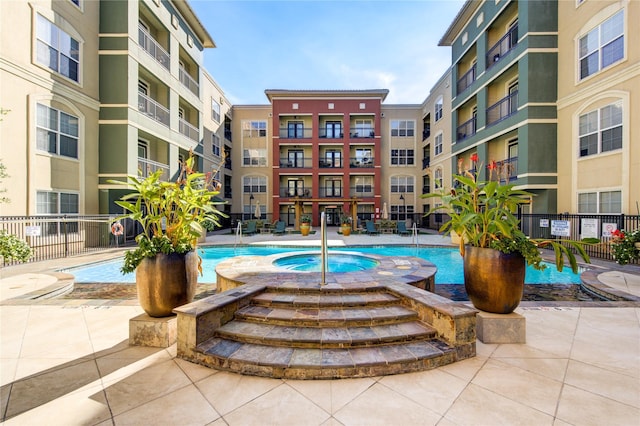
[193,337,457,379]
[251,293,401,308]
[215,320,437,348]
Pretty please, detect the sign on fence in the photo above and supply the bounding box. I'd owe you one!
[540,219,549,228]
[602,222,618,238]
[551,220,571,237]
[581,218,599,239]
[25,226,41,237]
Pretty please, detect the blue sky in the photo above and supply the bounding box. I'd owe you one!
[189,0,465,105]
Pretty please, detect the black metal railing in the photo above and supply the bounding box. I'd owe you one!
[349,128,375,138]
[487,24,518,68]
[318,128,344,139]
[457,63,477,94]
[279,157,312,168]
[422,127,431,141]
[279,127,312,139]
[487,91,518,126]
[456,116,477,141]
[422,158,431,169]
[279,187,312,198]
[349,157,374,168]
[487,157,518,183]
[319,158,344,168]
[318,187,344,198]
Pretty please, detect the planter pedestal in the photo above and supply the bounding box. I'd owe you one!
[476,311,526,343]
[129,313,177,347]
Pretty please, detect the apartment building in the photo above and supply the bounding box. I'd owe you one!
[439,0,559,213]
[97,0,215,215]
[556,0,639,215]
[0,0,101,216]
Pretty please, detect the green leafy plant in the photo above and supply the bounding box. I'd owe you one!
[340,215,352,225]
[610,229,640,265]
[300,215,311,224]
[0,230,32,263]
[111,151,226,273]
[424,166,595,273]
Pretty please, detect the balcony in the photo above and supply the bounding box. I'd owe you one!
[138,157,169,179]
[279,127,312,139]
[486,91,518,127]
[319,158,343,168]
[179,67,199,96]
[487,157,518,183]
[422,185,430,195]
[280,187,312,198]
[456,117,477,141]
[486,25,518,69]
[422,158,430,169]
[319,187,343,198]
[279,157,312,168]
[349,157,374,168]
[350,186,374,197]
[318,128,344,139]
[457,63,477,95]
[179,118,199,142]
[138,25,170,70]
[422,127,431,141]
[349,128,375,139]
[138,92,169,127]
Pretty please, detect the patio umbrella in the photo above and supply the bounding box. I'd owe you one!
[254,200,261,219]
[382,202,388,220]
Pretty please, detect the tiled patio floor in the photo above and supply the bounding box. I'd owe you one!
[1,230,639,425]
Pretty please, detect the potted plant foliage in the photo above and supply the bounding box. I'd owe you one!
[424,159,595,314]
[299,214,311,236]
[610,229,640,265]
[111,151,225,317]
[340,215,352,236]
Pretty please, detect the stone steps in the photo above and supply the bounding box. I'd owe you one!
[190,286,461,379]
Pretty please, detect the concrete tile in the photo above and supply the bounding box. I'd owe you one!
[223,383,330,426]
[565,360,640,408]
[195,371,281,415]
[444,383,554,425]
[0,306,30,359]
[286,376,376,413]
[113,384,219,425]
[334,383,441,425]
[103,359,192,416]
[174,357,218,383]
[96,347,174,387]
[472,359,562,415]
[438,355,488,382]
[0,358,18,387]
[380,369,467,415]
[556,384,640,426]
[570,338,640,378]
[498,357,568,382]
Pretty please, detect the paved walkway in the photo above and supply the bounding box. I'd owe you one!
[1,230,639,425]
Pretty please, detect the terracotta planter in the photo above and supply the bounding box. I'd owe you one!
[341,225,351,236]
[463,246,525,314]
[136,251,198,317]
[300,223,311,236]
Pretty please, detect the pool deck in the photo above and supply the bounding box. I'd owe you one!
[1,230,639,425]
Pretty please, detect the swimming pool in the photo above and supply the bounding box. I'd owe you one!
[66,245,583,285]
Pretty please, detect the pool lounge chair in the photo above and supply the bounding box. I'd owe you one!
[397,221,411,236]
[272,220,286,235]
[245,220,258,235]
[365,220,379,235]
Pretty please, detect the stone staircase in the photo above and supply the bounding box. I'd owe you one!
[176,279,477,379]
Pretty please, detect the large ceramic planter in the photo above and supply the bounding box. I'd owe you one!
[341,224,351,236]
[136,251,198,317]
[300,223,311,236]
[463,246,525,314]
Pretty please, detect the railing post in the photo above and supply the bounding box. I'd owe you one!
[63,215,69,257]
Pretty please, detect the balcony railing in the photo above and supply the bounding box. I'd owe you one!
[279,127,312,139]
[349,157,374,168]
[179,118,199,141]
[422,158,430,169]
[319,158,343,168]
[486,24,518,68]
[349,128,375,138]
[456,116,477,141]
[138,25,170,69]
[457,63,477,94]
[179,67,199,96]
[138,157,170,179]
[279,157,312,168]
[486,91,518,126]
[350,186,374,197]
[224,129,232,141]
[318,187,343,198]
[318,128,344,139]
[422,185,431,194]
[422,127,431,141]
[279,187,312,198]
[487,156,518,183]
[138,92,170,127]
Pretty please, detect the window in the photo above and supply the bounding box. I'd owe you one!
[578,191,621,213]
[390,149,415,165]
[243,176,267,193]
[36,104,78,159]
[212,133,221,157]
[435,96,443,121]
[390,176,414,193]
[354,176,373,194]
[211,98,221,122]
[434,169,443,189]
[434,133,443,156]
[579,102,622,157]
[352,119,373,137]
[390,120,415,137]
[70,0,80,6]
[36,14,79,82]
[243,149,267,166]
[243,121,267,137]
[287,121,304,138]
[579,10,624,80]
[37,191,79,235]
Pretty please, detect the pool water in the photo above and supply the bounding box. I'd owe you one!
[273,253,380,272]
[66,245,583,285]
